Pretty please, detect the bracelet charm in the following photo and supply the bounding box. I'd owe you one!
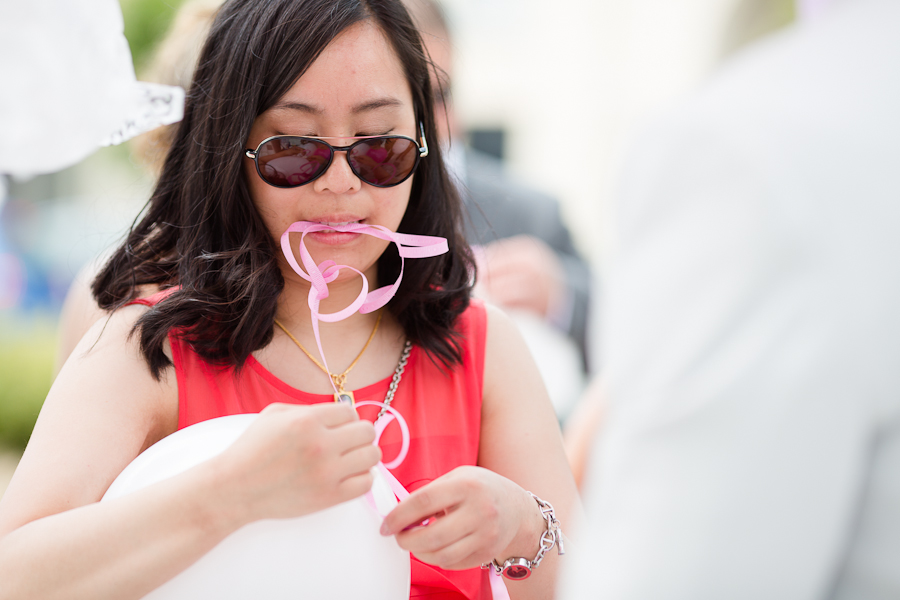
[481,492,565,581]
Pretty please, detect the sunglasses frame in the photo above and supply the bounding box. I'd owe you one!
[244,122,429,189]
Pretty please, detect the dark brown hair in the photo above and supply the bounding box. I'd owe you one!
[93,0,473,378]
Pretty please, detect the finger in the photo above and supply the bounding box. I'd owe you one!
[335,444,382,482]
[394,507,472,554]
[481,250,534,273]
[259,401,293,414]
[259,401,358,427]
[482,235,538,261]
[381,481,463,535]
[306,401,360,427]
[411,531,487,571]
[484,267,557,300]
[484,239,559,278]
[485,282,540,310]
[482,272,533,296]
[479,265,527,287]
[329,419,377,454]
[480,258,537,281]
[334,469,375,503]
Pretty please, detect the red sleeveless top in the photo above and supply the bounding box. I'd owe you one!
[132,292,491,599]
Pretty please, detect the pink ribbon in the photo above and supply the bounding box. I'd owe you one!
[356,401,411,477]
[355,401,412,515]
[279,220,447,505]
[280,221,448,398]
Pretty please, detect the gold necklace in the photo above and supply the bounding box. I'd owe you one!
[273,311,383,406]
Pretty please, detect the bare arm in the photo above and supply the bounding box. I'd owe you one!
[477,304,580,599]
[0,307,380,600]
[382,304,581,600]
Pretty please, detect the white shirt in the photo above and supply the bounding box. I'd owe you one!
[563,1,900,598]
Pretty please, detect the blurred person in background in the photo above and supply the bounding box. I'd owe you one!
[561,0,900,597]
[404,0,593,420]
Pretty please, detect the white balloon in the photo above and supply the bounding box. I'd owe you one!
[103,414,410,600]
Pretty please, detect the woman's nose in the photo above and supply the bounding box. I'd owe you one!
[313,150,361,195]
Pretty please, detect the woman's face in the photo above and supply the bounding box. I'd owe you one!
[244,21,418,286]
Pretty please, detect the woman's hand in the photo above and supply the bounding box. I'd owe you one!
[379,465,545,571]
[211,402,381,527]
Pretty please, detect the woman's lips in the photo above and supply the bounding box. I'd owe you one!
[306,229,363,245]
[304,219,364,245]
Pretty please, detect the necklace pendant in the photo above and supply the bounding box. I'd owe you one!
[334,390,355,406]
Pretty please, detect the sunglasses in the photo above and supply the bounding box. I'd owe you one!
[244,123,429,189]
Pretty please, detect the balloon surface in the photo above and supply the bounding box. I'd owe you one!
[103,414,410,599]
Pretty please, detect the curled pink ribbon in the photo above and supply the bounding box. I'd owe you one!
[280,220,447,397]
[279,221,447,474]
[356,401,411,511]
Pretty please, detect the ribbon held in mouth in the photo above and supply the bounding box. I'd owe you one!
[279,220,448,398]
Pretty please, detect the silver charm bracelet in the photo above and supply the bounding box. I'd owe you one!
[482,493,565,580]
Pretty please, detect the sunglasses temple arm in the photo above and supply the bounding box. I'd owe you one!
[419,122,429,157]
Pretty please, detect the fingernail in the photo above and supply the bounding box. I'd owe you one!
[380,521,390,536]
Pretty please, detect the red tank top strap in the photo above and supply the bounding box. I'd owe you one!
[124,287,178,308]
[461,298,487,398]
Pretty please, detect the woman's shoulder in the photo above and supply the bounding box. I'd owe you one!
[60,301,179,434]
[68,301,175,386]
[68,284,173,362]
[459,299,518,344]
[452,299,537,357]
[479,301,544,397]
[56,275,167,373]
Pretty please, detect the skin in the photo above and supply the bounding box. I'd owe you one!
[54,259,109,376]
[0,21,578,600]
[473,234,566,318]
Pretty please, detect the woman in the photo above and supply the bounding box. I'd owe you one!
[0,1,577,598]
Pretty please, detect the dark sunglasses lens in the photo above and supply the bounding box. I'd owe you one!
[348,137,418,187]
[256,137,332,187]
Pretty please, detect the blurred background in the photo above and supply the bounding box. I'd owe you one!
[0,0,794,495]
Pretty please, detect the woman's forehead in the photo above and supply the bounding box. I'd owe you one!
[272,21,414,121]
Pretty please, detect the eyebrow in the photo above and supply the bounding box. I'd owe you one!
[269,97,404,115]
[350,97,404,114]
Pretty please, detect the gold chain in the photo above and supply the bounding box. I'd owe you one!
[273,311,383,404]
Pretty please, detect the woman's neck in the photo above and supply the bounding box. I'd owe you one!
[275,264,381,337]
